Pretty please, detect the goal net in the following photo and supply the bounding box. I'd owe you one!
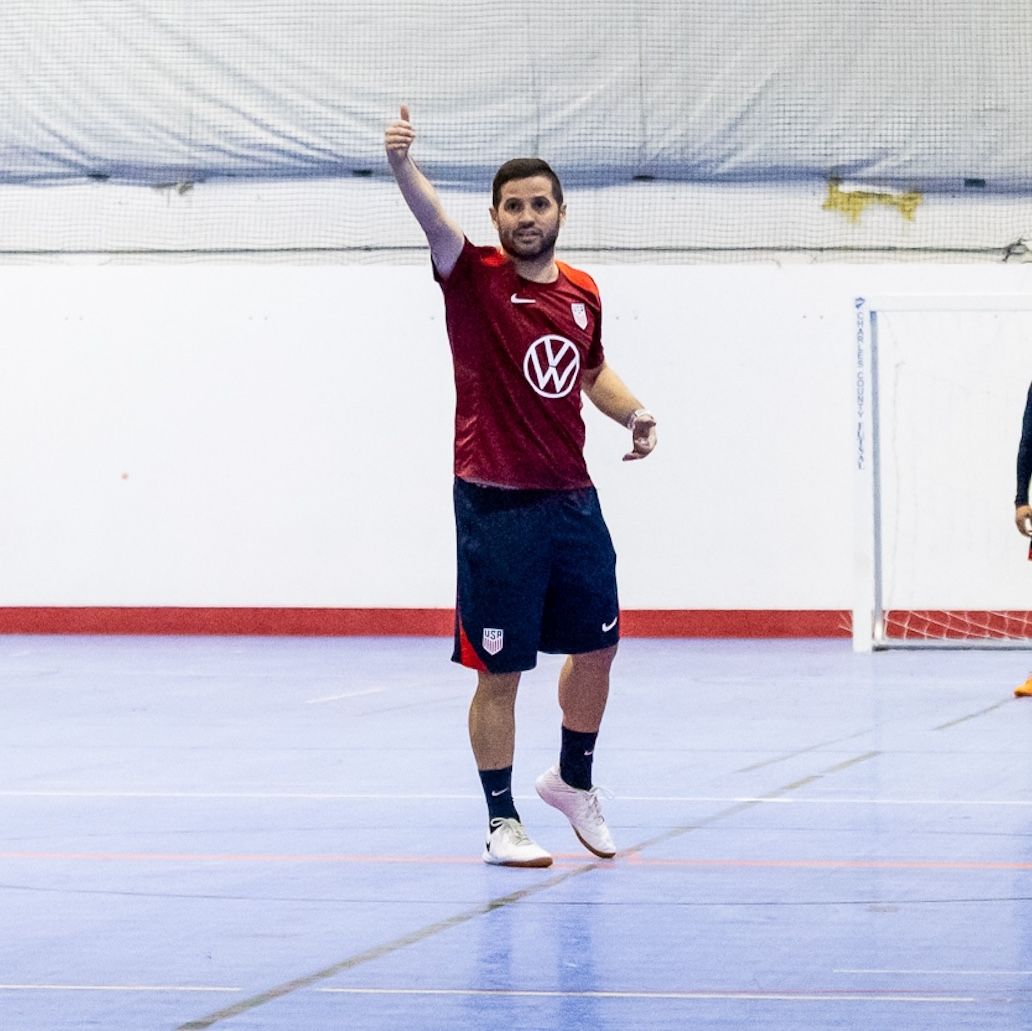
[854,297,1032,650]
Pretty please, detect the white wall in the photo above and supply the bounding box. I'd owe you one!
[0,261,1028,609]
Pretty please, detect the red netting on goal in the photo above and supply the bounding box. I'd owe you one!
[882,611,1032,642]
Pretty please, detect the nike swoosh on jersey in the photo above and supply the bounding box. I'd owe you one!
[510,293,535,304]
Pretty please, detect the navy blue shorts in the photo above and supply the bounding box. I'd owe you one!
[452,478,620,674]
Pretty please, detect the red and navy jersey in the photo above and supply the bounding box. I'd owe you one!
[435,238,605,490]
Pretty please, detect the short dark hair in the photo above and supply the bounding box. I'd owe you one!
[491,158,564,208]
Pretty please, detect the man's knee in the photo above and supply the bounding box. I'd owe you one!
[568,644,618,674]
[475,670,521,698]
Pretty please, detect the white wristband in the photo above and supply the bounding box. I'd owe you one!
[626,408,652,430]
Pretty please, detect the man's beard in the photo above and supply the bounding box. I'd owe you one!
[499,224,560,261]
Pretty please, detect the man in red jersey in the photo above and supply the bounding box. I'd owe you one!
[385,105,657,868]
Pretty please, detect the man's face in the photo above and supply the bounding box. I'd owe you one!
[491,175,565,261]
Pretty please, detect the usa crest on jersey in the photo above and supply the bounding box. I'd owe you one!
[571,302,588,330]
[482,628,504,655]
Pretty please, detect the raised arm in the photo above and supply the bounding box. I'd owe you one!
[384,105,465,280]
[582,362,657,462]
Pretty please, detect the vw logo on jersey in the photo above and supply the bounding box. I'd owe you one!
[523,335,580,398]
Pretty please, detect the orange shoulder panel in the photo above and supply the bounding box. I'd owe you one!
[557,261,599,298]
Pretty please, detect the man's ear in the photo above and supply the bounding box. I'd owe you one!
[489,206,499,228]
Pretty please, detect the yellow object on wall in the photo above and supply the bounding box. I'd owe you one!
[823,179,923,223]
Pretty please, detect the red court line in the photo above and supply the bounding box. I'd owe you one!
[2,851,1030,870]
[0,851,480,864]
[622,856,1032,871]
[0,607,850,637]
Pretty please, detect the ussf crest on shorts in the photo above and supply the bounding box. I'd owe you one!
[482,628,504,655]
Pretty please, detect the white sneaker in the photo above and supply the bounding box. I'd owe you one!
[535,765,616,858]
[482,817,553,868]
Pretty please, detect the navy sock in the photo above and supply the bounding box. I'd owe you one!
[560,726,598,790]
[479,766,520,822]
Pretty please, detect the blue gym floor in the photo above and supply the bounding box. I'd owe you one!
[2,635,1031,1030]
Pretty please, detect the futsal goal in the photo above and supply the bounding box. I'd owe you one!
[853,295,1032,651]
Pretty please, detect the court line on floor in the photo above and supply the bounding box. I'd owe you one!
[175,861,607,1030]
[3,851,1032,872]
[0,984,983,1004]
[619,857,1032,872]
[625,796,1032,807]
[3,790,1032,806]
[314,986,978,1004]
[933,699,1013,731]
[836,969,1032,977]
[735,728,877,773]
[613,751,1028,869]
[304,688,384,704]
[172,749,929,1029]
[759,751,880,796]
[0,984,239,993]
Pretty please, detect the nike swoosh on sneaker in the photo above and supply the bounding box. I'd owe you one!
[602,617,618,632]
[510,293,535,304]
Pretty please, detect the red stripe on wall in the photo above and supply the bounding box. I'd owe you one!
[0,608,851,637]
[620,610,850,638]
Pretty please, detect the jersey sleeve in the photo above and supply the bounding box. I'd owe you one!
[433,237,500,292]
[559,262,605,369]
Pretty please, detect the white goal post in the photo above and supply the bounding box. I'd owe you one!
[854,294,1032,651]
